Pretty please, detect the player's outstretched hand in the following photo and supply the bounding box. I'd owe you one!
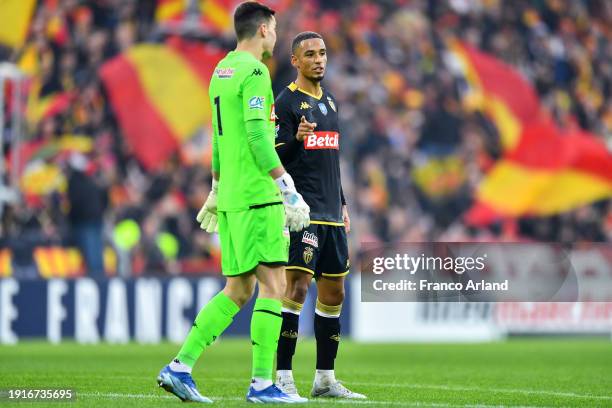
[275,172,310,232]
[296,115,317,142]
[196,179,218,233]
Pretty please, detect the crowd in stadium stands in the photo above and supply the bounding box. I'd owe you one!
[1,0,611,278]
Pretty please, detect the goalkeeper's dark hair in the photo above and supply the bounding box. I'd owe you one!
[234,2,276,41]
[291,31,323,55]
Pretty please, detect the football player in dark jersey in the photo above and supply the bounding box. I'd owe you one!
[274,31,366,400]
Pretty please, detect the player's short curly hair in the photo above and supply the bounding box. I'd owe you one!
[291,31,323,55]
[234,1,276,41]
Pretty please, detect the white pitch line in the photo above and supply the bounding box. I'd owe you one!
[201,377,611,401]
[80,392,175,400]
[77,392,550,408]
[343,381,612,402]
[78,375,612,403]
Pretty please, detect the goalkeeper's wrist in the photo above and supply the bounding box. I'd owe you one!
[211,178,219,194]
[275,172,296,193]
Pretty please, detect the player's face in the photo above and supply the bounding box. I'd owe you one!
[293,38,327,82]
[261,16,277,59]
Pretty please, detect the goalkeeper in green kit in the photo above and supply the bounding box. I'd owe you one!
[157,2,309,404]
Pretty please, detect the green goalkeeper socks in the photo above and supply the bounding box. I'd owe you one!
[251,298,283,380]
[176,292,240,367]
[175,294,281,379]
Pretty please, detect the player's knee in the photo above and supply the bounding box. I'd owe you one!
[276,276,288,298]
[258,275,286,300]
[234,289,255,307]
[223,281,255,307]
[288,283,309,304]
[266,284,286,300]
[331,286,345,304]
[320,285,344,305]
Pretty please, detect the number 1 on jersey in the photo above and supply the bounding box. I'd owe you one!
[214,95,223,135]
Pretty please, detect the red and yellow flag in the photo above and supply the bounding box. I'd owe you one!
[26,83,74,125]
[21,161,66,197]
[450,41,541,150]
[7,135,93,177]
[0,0,36,49]
[452,41,612,223]
[99,38,224,170]
[155,1,293,34]
[412,154,467,200]
[467,121,612,223]
[44,0,69,46]
[156,0,234,34]
[9,134,92,198]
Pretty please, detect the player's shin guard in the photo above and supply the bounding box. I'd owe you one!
[251,298,283,380]
[176,292,240,367]
[277,297,303,370]
[314,299,341,370]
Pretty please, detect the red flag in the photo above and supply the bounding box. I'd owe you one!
[467,121,612,223]
[451,41,541,150]
[100,39,224,170]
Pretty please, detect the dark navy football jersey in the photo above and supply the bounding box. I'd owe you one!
[275,82,345,224]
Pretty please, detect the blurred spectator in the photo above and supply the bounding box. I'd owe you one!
[66,153,107,277]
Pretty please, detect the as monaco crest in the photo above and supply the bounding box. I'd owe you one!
[303,247,314,264]
[318,102,328,116]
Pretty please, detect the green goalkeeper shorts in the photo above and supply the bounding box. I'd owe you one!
[218,203,289,276]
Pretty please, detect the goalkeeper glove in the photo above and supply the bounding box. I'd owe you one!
[275,172,310,232]
[196,179,218,233]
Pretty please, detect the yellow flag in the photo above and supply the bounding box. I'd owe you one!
[0,0,37,48]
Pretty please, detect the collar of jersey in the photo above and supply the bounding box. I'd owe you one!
[289,82,323,100]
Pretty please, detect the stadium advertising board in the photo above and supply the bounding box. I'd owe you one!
[0,277,348,344]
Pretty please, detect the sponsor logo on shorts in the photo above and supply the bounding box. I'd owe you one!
[302,231,318,247]
[304,131,339,150]
[303,247,314,264]
[329,334,340,342]
[248,96,264,110]
[214,67,234,78]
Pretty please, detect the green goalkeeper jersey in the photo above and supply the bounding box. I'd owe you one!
[209,51,280,212]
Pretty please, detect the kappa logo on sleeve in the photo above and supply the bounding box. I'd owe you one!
[248,96,265,110]
[251,68,263,76]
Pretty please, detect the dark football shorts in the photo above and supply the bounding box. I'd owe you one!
[287,222,350,278]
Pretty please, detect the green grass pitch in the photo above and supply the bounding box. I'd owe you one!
[0,338,610,407]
